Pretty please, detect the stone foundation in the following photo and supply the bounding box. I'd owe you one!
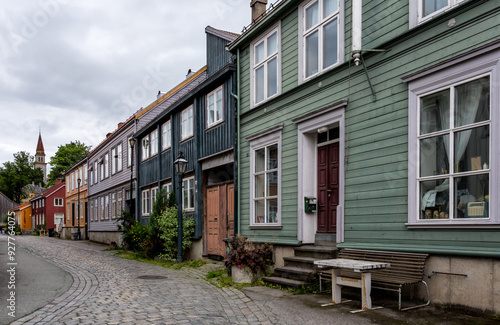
[420,255,499,313]
[88,231,123,246]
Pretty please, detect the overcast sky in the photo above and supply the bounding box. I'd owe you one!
[0,0,254,169]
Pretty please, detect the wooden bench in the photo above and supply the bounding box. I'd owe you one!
[319,248,430,311]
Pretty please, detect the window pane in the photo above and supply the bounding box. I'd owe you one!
[454,125,489,173]
[256,66,265,103]
[306,31,319,77]
[255,148,265,172]
[455,174,489,219]
[267,199,278,223]
[423,0,448,17]
[267,171,278,196]
[420,89,450,134]
[305,1,319,30]
[255,174,265,198]
[189,179,195,209]
[255,41,265,64]
[216,90,223,121]
[323,0,338,17]
[267,57,278,97]
[208,94,214,124]
[420,179,449,219]
[455,76,490,127]
[323,18,338,69]
[420,135,449,177]
[255,200,265,223]
[267,144,278,170]
[267,32,277,56]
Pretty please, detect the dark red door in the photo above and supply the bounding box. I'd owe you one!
[317,142,339,233]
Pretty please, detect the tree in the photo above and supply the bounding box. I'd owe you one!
[0,151,44,203]
[47,141,91,186]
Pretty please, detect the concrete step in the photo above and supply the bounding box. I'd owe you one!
[262,276,310,289]
[283,256,321,270]
[294,245,338,259]
[273,266,316,282]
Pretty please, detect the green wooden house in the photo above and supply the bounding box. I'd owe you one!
[228,0,500,312]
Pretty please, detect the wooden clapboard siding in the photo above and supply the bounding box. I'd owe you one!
[233,0,500,255]
[87,119,135,232]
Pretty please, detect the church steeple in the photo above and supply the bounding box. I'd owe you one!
[35,130,47,183]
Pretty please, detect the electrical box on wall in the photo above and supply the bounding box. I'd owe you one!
[304,197,317,213]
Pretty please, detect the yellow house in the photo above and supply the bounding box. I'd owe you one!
[11,203,32,233]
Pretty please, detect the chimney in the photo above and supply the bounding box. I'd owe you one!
[55,178,62,186]
[186,69,196,79]
[251,0,267,21]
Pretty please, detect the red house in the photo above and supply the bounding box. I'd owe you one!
[30,179,65,234]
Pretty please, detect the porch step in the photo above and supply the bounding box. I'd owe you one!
[273,266,316,282]
[282,256,320,271]
[262,276,309,289]
[294,245,338,259]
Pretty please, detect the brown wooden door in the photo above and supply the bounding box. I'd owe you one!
[206,183,234,256]
[317,142,339,233]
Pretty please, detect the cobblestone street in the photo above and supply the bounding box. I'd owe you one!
[8,236,280,325]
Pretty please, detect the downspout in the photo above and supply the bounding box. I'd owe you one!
[352,0,362,66]
[236,48,241,236]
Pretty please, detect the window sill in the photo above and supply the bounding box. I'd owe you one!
[206,120,224,130]
[249,225,282,230]
[406,220,500,229]
[180,136,194,143]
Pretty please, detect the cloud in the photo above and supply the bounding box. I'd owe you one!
[0,0,251,167]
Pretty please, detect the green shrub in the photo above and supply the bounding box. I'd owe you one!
[128,222,150,252]
[156,206,195,260]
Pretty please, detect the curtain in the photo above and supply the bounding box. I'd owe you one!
[421,80,484,211]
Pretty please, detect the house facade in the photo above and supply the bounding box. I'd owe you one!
[63,158,88,239]
[135,26,238,259]
[87,117,135,245]
[30,180,65,234]
[229,0,500,312]
[16,202,32,233]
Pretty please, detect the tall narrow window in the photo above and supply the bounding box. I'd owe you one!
[94,161,98,183]
[182,177,195,211]
[162,120,171,150]
[151,187,158,212]
[249,129,282,226]
[150,130,158,156]
[104,153,109,178]
[251,24,281,107]
[111,147,117,174]
[181,105,194,140]
[116,143,123,172]
[111,192,117,219]
[117,191,123,216]
[142,135,150,160]
[207,86,224,127]
[300,0,341,80]
[142,190,150,216]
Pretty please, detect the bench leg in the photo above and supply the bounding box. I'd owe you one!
[361,272,372,310]
[332,269,341,304]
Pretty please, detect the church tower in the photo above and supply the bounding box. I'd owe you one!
[35,131,47,183]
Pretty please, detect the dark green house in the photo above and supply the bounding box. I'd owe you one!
[228,0,500,312]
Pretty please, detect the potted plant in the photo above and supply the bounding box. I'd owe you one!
[224,235,273,283]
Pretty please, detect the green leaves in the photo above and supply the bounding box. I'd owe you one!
[0,151,44,202]
[47,140,91,186]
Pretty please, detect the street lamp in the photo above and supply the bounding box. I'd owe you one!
[174,151,188,262]
[129,137,136,217]
[77,177,81,240]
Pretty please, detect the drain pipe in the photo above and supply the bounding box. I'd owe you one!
[352,0,362,66]
[236,48,241,236]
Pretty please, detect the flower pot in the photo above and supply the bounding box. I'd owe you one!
[231,266,259,284]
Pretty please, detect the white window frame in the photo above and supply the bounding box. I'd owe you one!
[111,192,117,219]
[410,0,468,28]
[54,198,63,207]
[181,105,194,140]
[100,197,104,220]
[151,187,159,212]
[117,191,123,216]
[72,172,75,191]
[142,135,150,161]
[163,182,172,195]
[128,136,133,167]
[104,153,109,178]
[206,86,225,127]
[105,195,109,220]
[248,128,282,226]
[298,0,344,83]
[406,46,500,227]
[94,199,98,222]
[84,164,88,184]
[162,120,171,150]
[142,189,150,216]
[94,161,98,184]
[250,23,281,108]
[150,129,159,156]
[66,176,70,192]
[111,147,117,174]
[182,176,195,211]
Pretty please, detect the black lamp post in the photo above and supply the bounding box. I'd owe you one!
[129,138,136,216]
[174,151,188,262]
[77,177,81,240]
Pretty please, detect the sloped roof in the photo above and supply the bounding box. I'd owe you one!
[205,26,239,42]
[36,132,45,154]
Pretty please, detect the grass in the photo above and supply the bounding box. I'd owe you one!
[114,251,207,270]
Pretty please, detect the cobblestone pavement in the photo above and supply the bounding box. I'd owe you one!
[10,236,279,325]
